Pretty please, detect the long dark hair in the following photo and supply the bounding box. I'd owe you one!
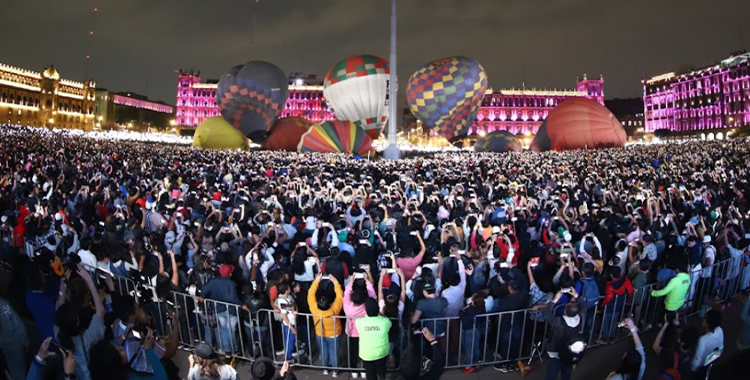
[197,357,225,379]
[616,349,642,379]
[382,294,399,319]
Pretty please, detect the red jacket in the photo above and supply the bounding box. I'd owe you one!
[601,275,634,306]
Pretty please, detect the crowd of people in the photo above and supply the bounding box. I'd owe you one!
[1,125,750,380]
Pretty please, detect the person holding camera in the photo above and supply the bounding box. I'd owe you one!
[343,268,376,378]
[308,272,344,376]
[27,337,78,380]
[88,328,168,380]
[54,264,106,380]
[543,287,587,380]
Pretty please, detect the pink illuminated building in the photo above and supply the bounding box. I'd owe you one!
[643,52,750,134]
[467,75,604,136]
[176,70,335,127]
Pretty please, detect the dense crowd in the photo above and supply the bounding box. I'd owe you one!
[1,125,749,380]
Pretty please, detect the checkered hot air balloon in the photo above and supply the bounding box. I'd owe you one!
[297,120,373,155]
[263,117,313,151]
[216,61,289,143]
[323,55,390,140]
[474,130,522,153]
[406,56,488,142]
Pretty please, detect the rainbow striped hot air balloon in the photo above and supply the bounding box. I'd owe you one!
[324,55,390,139]
[297,119,373,155]
[406,56,488,142]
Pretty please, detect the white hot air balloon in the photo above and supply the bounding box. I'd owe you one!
[323,55,390,139]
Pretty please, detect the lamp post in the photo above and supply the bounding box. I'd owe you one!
[383,0,400,160]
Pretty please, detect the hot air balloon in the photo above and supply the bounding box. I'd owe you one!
[323,55,390,139]
[216,61,288,143]
[474,130,522,153]
[298,120,373,155]
[530,120,552,152]
[263,117,313,151]
[406,56,488,142]
[193,117,248,150]
[216,64,244,121]
[541,98,626,151]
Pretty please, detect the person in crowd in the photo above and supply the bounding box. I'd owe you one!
[651,259,691,320]
[55,264,106,380]
[187,343,238,380]
[599,266,634,344]
[199,264,243,355]
[738,295,750,359]
[343,270,375,378]
[691,309,724,376]
[605,318,645,380]
[355,298,392,380]
[652,315,700,379]
[88,332,168,380]
[275,282,298,363]
[459,292,487,374]
[250,358,296,380]
[378,267,406,369]
[26,337,78,380]
[308,272,344,377]
[543,287,587,380]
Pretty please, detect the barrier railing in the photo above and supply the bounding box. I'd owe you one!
[63,255,750,372]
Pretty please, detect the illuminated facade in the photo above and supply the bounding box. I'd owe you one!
[176,71,335,128]
[0,62,96,130]
[468,75,605,136]
[643,52,750,134]
[95,90,174,131]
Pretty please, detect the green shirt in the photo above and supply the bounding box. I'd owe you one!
[354,316,392,361]
[651,272,691,311]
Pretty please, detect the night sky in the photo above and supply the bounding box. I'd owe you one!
[2,0,748,105]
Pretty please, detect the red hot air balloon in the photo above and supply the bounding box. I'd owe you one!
[543,98,626,151]
[263,117,313,151]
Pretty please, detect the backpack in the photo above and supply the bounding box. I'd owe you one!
[558,324,586,364]
[580,276,600,309]
[657,351,681,380]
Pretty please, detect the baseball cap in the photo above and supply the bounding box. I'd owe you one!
[194,343,217,359]
[492,226,501,234]
[703,235,712,243]
[219,264,235,278]
[423,282,436,295]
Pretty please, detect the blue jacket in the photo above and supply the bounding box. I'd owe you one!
[202,277,242,316]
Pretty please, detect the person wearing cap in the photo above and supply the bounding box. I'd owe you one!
[410,280,448,340]
[697,235,716,301]
[187,343,238,380]
[199,264,243,355]
[354,298,392,380]
[249,358,296,380]
[543,287,587,380]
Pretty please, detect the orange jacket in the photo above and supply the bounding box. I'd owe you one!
[307,279,344,337]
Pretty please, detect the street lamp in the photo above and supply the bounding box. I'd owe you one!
[384,0,400,160]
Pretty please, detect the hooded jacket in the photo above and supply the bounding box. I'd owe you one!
[307,278,344,338]
[543,295,587,355]
[601,274,634,307]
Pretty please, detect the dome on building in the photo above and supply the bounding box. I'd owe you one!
[42,66,60,80]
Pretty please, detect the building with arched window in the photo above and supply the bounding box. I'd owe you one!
[643,51,750,135]
[175,70,335,129]
[0,62,96,130]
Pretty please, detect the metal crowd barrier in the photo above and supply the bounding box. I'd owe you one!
[98,257,747,372]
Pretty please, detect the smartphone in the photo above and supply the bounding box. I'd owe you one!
[500,262,509,269]
[410,231,418,236]
[321,275,330,280]
[386,268,397,274]
[132,330,142,340]
[194,221,201,227]
[560,253,569,260]
[530,257,540,267]
[359,239,368,245]
[412,329,423,335]
[298,242,307,247]
[359,264,369,270]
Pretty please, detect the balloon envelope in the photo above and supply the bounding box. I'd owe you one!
[530,120,551,152]
[324,55,390,139]
[298,120,373,155]
[474,130,522,153]
[544,98,626,151]
[193,117,248,150]
[264,117,313,151]
[216,61,288,143]
[406,56,488,141]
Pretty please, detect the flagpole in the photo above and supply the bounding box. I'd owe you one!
[384,0,400,160]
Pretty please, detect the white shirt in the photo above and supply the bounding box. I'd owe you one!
[77,249,97,269]
[701,245,716,278]
[188,364,237,380]
[441,259,466,318]
[691,327,724,371]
